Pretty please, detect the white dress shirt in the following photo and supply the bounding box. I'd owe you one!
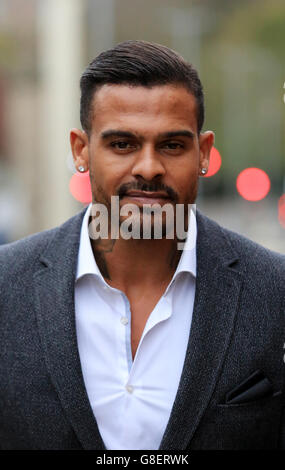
[75,204,197,450]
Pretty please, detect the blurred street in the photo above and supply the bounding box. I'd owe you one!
[0,0,284,253]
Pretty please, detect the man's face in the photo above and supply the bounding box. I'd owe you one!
[71,84,214,233]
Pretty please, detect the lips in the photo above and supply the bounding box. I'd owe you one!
[126,190,169,199]
[122,190,172,205]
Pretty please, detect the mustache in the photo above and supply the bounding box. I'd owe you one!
[116,181,178,203]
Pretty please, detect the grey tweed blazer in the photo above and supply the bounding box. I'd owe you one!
[0,208,284,450]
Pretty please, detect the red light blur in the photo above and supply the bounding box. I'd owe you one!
[278,194,285,228]
[69,171,92,204]
[236,168,271,201]
[204,147,222,178]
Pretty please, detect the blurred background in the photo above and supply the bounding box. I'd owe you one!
[0,0,284,252]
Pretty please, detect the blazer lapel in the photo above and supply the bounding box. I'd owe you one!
[33,208,106,450]
[32,207,244,451]
[159,210,244,450]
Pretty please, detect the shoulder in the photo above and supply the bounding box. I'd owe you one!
[0,208,87,281]
[0,227,56,271]
[196,210,285,280]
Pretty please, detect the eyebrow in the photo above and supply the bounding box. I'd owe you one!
[100,129,195,140]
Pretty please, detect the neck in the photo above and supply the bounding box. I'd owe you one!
[90,236,182,292]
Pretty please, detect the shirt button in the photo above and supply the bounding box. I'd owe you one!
[120,316,128,325]
[126,385,134,394]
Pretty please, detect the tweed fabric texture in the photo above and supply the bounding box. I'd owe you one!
[0,208,284,450]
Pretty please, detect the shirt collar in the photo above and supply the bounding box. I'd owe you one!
[172,206,197,279]
[76,203,102,281]
[76,203,197,282]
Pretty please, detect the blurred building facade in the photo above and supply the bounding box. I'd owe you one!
[0,0,284,252]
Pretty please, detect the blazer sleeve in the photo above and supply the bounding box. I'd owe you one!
[279,400,285,449]
[280,297,285,449]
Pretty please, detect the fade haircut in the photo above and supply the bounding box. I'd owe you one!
[80,40,205,136]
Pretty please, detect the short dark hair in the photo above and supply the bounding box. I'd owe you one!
[80,40,204,136]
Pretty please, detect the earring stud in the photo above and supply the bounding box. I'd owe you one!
[201,168,207,175]
[78,165,85,173]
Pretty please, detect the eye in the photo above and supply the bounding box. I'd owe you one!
[161,141,184,153]
[164,142,183,149]
[110,141,136,150]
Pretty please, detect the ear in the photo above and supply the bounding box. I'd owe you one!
[198,131,215,175]
[70,128,89,171]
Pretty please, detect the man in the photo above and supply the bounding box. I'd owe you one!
[0,40,284,450]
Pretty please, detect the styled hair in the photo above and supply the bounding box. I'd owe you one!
[80,40,204,136]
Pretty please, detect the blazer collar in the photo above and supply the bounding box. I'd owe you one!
[33,207,243,450]
[158,209,244,450]
[33,206,106,450]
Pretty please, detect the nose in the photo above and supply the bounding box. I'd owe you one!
[131,145,166,181]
